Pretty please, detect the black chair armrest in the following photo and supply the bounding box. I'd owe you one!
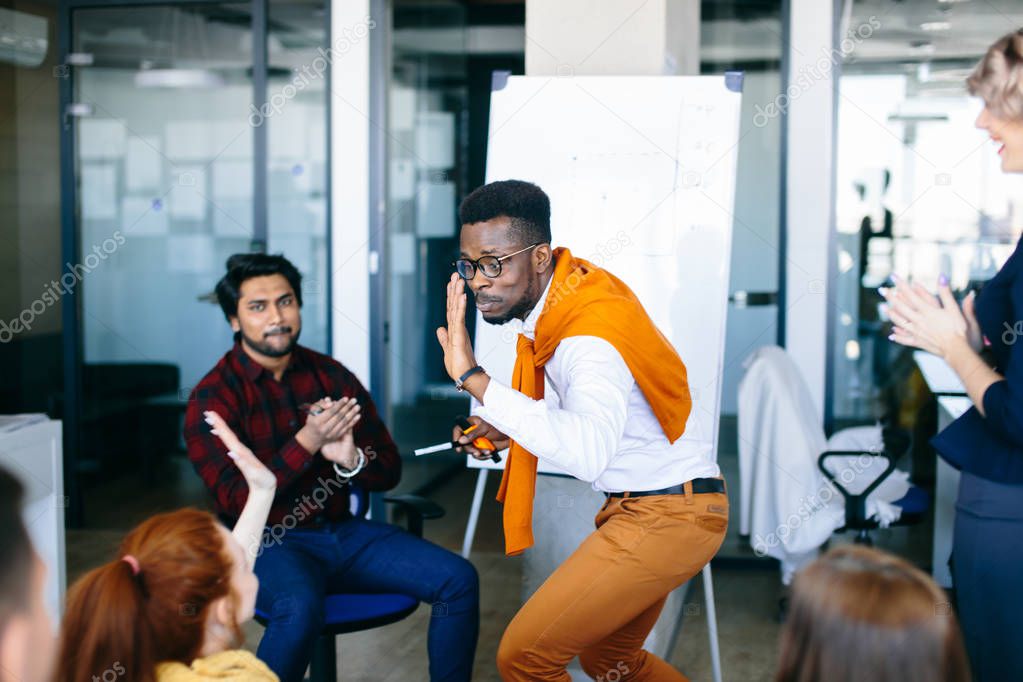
[818,450,896,529]
[383,494,446,537]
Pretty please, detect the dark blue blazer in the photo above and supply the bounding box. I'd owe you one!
[932,237,1023,483]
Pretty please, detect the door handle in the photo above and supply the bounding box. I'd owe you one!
[729,291,778,308]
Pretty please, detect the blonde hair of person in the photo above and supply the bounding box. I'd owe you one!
[967,29,1023,119]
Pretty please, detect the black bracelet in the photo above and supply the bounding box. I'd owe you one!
[455,365,486,392]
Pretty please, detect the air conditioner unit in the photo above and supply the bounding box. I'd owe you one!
[0,8,48,68]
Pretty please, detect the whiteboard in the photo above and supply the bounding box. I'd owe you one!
[469,74,743,474]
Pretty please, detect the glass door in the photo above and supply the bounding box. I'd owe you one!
[701,0,786,419]
[381,2,525,491]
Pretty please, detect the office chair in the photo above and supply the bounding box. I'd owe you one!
[254,485,444,681]
[818,425,930,545]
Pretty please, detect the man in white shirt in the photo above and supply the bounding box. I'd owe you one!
[436,180,728,681]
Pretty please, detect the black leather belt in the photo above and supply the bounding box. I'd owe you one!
[606,477,726,498]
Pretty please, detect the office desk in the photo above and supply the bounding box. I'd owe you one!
[932,396,971,588]
[914,350,969,588]
[914,350,966,396]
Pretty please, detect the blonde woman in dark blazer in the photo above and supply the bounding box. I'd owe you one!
[884,29,1023,682]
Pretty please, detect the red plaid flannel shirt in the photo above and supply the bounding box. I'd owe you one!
[184,342,401,526]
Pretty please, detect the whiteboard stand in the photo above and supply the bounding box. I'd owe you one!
[461,467,489,558]
[702,563,723,682]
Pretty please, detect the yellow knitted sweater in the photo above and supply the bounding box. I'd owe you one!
[155,650,279,681]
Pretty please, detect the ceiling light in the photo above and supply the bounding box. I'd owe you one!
[134,68,223,89]
[920,21,951,32]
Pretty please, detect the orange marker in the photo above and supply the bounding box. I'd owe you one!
[455,417,500,462]
[460,423,493,449]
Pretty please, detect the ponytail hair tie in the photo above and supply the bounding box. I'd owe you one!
[121,554,141,576]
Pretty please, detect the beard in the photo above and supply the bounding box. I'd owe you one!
[241,325,301,358]
[480,277,541,325]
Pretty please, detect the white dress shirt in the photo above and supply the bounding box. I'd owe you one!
[475,278,720,493]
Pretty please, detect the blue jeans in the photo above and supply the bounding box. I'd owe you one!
[253,517,479,682]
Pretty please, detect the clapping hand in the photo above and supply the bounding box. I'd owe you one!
[301,397,362,452]
[205,410,276,493]
[881,276,971,359]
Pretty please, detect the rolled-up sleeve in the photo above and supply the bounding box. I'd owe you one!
[475,336,633,482]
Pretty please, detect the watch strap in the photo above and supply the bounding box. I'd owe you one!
[456,365,485,391]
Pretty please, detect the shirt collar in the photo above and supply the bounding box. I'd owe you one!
[231,341,306,382]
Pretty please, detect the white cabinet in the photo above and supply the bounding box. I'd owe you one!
[0,420,66,623]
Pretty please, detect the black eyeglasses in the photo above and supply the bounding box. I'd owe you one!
[453,243,540,281]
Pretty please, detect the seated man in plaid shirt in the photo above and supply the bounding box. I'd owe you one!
[184,253,479,682]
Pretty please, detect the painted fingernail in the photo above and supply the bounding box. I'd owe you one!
[877,287,888,297]
[888,334,896,341]
[204,417,215,425]
[210,429,220,436]
[939,274,949,286]
[226,450,237,459]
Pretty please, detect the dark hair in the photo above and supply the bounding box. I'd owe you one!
[55,509,242,682]
[0,467,33,635]
[775,545,970,682]
[458,180,552,246]
[214,253,303,322]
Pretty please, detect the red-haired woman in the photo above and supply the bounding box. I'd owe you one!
[54,411,291,682]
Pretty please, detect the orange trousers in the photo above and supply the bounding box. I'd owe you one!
[496,482,728,681]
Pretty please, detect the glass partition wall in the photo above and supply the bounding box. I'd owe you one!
[830,0,1023,428]
[63,0,328,527]
[700,0,786,559]
[380,1,524,491]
